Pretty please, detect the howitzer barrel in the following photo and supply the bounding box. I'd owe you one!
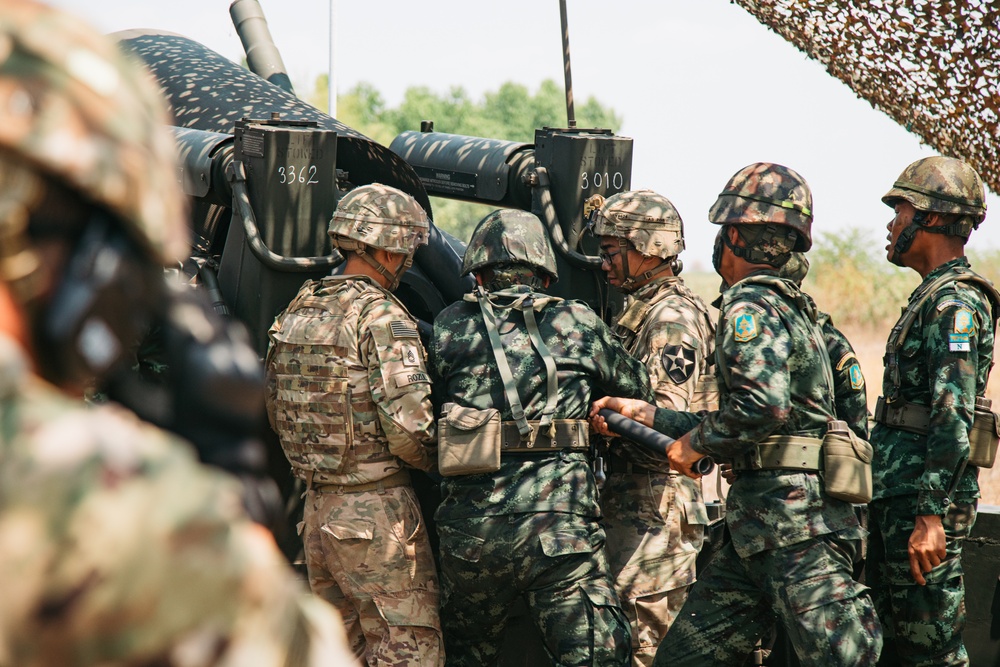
[598,408,714,475]
[229,0,294,94]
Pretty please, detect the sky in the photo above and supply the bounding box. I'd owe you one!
[48,0,1000,271]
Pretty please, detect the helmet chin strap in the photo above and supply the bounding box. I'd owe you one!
[889,210,974,267]
[721,225,791,267]
[618,239,674,292]
[353,245,412,291]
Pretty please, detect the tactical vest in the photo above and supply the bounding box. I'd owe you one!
[268,277,409,483]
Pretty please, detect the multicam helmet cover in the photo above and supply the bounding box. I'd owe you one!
[0,0,189,268]
[462,209,558,282]
[328,183,429,256]
[709,162,814,251]
[882,156,986,223]
[589,189,685,259]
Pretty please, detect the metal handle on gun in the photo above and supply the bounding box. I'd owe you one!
[598,408,715,475]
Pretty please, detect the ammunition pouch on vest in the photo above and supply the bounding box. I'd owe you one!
[875,396,1000,468]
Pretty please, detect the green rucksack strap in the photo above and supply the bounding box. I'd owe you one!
[476,287,533,442]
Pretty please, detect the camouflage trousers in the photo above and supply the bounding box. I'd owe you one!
[302,482,444,666]
[437,511,631,667]
[868,496,977,667]
[601,470,707,667]
[654,530,881,666]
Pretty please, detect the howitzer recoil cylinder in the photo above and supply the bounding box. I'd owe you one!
[598,408,714,475]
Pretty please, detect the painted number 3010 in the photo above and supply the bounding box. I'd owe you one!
[580,171,624,190]
[278,165,320,185]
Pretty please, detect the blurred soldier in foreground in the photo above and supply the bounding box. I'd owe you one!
[266,184,443,666]
[592,163,881,665]
[430,209,651,666]
[0,1,354,664]
[589,189,717,665]
[869,156,998,666]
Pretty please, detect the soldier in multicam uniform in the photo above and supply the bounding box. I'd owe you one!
[592,163,881,666]
[0,2,355,665]
[429,209,651,666]
[868,156,997,666]
[265,183,443,666]
[588,190,717,666]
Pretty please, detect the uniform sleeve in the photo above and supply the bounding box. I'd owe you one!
[589,311,654,402]
[360,302,436,472]
[690,299,792,459]
[642,300,709,412]
[820,314,870,440]
[917,292,985,515]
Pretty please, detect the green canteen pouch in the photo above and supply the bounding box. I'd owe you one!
[969,399,1000,468]
[438,403,502,476]
[822,421,874,504]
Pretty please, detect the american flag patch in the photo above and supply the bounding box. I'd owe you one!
[390,320,419,339]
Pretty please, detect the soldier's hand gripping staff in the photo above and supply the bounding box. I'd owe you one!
[429,209,652,667]
[266,183,444,666]
[589,189,718,666]
[592,163,882,666]
[0,1,355,664]
[868,156,999,666]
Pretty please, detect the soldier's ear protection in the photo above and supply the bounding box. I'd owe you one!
[32,211,164,389]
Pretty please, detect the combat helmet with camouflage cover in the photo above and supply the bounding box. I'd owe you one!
[710,162,813,251]
[0,0,189,298]
[589,189,685,291]
[462,209,558,283]
[328,183,429,290]
[590,190,685,260]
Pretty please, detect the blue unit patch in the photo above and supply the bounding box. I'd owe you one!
[949,332,970,352]
[733,312,758,342]
[954,308,975,334]
[848,363,864,391]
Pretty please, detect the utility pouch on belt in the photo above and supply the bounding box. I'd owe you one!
[875,396,999,469]
[822,420,873,504]
[970,397,1000,468]
[438,403,502,476]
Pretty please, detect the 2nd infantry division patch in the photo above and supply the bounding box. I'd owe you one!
[732,312,758,342]
[661,344,697,384]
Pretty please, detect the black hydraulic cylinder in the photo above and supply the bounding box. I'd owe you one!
[598,408,714,475]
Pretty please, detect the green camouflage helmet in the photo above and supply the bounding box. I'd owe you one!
[328,183,429,255]
[462,209,558,282]
[709,162,814,251]
[882,156,986,222]
[590,189,684,259]
[0,0,189,268]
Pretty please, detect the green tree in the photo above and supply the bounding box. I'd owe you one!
[306,78,622,240]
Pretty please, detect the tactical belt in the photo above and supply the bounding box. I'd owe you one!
[501,419,589,453]
[308,468,411,494]
[731,434,824,472]
[874,395,993,434]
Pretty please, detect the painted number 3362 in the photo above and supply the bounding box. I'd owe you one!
[278,165,320,185]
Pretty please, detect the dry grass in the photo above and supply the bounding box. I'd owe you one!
[682,232,1000,505]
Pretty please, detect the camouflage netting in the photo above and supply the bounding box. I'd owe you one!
[732,1,1000,196]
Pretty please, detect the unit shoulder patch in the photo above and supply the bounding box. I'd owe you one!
[661,343,697,384]
[952,308,976,335]
[732,311,759,342]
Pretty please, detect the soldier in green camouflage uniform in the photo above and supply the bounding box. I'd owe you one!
[430,209,651,666]
[266,183,443,666]
[592,163,881,665]
[589,190,717,666]
[781,253,869,439]
[0,3,354,664]
[868,156,997,667]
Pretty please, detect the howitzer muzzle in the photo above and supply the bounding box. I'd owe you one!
[598,408,714,475]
